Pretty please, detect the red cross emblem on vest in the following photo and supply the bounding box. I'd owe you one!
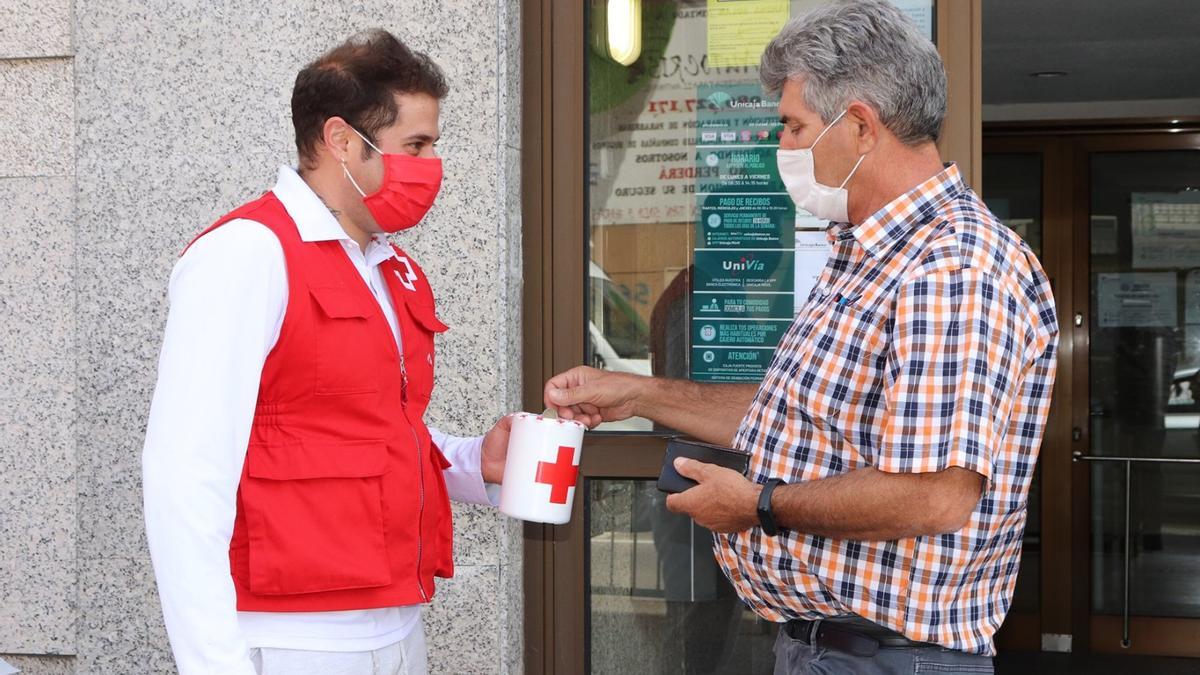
[535,445,579,505]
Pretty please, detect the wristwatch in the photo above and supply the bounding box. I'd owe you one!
[757,478,786,536]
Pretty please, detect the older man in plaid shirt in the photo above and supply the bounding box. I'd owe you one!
[546,1,1057,673]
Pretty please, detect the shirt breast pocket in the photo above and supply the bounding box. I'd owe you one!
[790,299,887,426]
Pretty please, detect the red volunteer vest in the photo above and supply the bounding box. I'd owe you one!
[187,191,455,612]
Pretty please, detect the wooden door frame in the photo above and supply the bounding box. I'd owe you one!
[984,124,1200,658]
[522,2,982,672]
[521,1,589,672]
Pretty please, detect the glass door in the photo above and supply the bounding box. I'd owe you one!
[521,1,978,672]
[984,129,1200,658]
[583,2,936,672]
[1078,140,1200,656]
[979,136,1080,654]
[980,151,1047,649]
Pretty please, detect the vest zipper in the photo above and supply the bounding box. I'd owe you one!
[400,355,429,603]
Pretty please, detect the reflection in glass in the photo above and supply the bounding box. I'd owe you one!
[588,479,776,674]
[587,1,738,434]
[586,1,937,433]
[582,0,943,666]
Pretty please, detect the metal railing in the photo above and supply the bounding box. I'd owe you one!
[1071,452,1200,648]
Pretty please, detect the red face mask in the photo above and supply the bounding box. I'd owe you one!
[343,127,443,233]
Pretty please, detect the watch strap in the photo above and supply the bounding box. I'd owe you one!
[757,478,786,536]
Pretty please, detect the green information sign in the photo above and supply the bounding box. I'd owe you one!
[690,347,776,383]
[691,83,794,382]
[697,194,795,248]
[695,146,784,193]
[693,250,793,293]
[691,318,791,348]
[692,292,792,319]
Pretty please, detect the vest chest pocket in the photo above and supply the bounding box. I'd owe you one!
[399,300,448,407]
[309,286,383,396]
[241,440,392,595]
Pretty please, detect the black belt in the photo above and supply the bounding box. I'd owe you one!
[784,616,931,658]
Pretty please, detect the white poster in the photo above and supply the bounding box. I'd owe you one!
[1187,270,1200,325]
[1131,193,1200,269]
[706,0,789,68]
[889,0,935,39]
[1004,218,1035,246]
[1097,272,1177,328]
[794,229,831,314]
[1090,215,1119,255]
[794,207,826,231]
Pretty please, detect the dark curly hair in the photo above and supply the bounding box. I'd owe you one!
[292,29,449,167]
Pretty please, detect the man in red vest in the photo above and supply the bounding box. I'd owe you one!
[142,29,511,675]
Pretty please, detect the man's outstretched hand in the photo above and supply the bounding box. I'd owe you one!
[543,366,644,428]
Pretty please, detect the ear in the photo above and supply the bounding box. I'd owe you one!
[845,101,880,155]
[322,116,354,164]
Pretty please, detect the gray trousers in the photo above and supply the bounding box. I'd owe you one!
[773,626,994,675]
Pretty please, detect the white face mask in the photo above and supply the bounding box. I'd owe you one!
[776,109,867,223]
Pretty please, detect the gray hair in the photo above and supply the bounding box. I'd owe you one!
[760,0,946,144]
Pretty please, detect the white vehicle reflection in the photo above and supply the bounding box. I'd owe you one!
[1166,365,1200,431]
[589,261,653,431]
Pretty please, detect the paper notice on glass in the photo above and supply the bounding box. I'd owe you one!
[889,0,935,40]
[1091,215,1119,255]
[1004,218,1035,244]
[794,230,831,314]
[707,0,789,67]
[1097,272,1177,328]
[794,206,826,231]
[1187,270,1200,325]
[1131,192,1200,269]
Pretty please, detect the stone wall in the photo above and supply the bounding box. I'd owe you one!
[0,2,522,672]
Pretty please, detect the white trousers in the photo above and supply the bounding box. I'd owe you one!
[250,621,428,675]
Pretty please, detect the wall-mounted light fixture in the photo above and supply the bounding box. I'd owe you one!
[591,0,642,66]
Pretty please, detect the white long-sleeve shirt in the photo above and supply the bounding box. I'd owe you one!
[143,166,498,675]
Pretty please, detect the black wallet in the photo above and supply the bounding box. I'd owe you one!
[657,437,751,494]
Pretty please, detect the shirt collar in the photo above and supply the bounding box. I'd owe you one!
[843,162,966,259]
[362,237,397,268]
[272,165,395,259]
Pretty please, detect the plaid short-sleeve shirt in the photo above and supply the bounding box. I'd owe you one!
[714,163,1058,655]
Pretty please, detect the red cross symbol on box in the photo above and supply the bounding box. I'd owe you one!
[535,445,579,505]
